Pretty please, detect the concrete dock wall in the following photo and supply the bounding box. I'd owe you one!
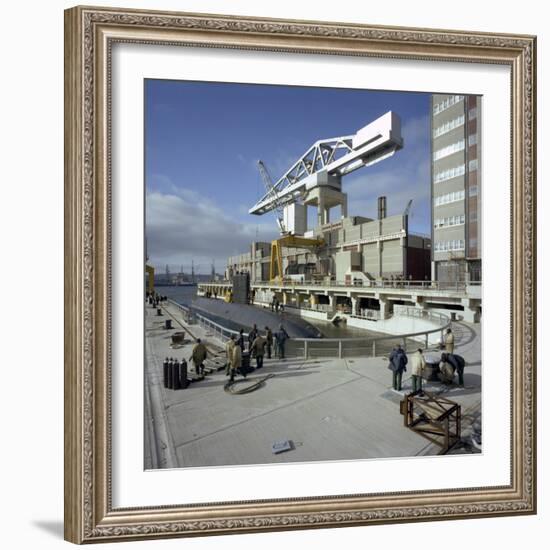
[281,306,330,322]
[348,315,442,346]
[283,304,446,346]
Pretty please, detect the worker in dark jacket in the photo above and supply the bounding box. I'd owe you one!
[265,326,273,359]
[388,345,408,391]
[250,333,266,369]
[248,324,259,351]
[275,324,290,360]
[236,329,245,352]
[441,352,466,386]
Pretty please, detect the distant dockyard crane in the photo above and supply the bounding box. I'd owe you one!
[257,160,288,235]
[250,111,404,281]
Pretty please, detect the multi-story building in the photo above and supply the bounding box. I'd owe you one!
[431,94,482,283]
[226,208,431,284]
[226,241,271,283]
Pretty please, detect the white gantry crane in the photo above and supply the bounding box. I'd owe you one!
[250,111,404,281]
[250,111,403,232]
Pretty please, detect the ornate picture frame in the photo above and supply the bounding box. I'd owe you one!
[64,5,536,544]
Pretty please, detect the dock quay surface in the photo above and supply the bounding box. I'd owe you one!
[145,300,482,470]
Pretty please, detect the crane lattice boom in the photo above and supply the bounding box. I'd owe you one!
[249,111,403,216]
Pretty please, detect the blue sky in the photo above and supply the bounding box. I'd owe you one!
[145,79,431,274]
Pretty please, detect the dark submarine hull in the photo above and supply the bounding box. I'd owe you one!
[191,297,323,338]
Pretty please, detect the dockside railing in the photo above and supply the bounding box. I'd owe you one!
[167,300,451,360]
[199,279,481,293]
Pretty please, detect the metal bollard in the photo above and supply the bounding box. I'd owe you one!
[157,308,162,316]
[164,319,172,330]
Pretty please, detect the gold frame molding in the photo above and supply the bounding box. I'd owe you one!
[64,5,537,544]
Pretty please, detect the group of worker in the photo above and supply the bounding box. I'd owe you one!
[225,324,290,382]
[270,297,284,314]
[387,328,466,392]
[187,324,291,383]
[190,323,467,392]
[145,291,167,307]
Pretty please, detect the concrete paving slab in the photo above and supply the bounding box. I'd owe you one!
[145,301,482,469]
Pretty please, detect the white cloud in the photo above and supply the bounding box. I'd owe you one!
[146,189,278,272]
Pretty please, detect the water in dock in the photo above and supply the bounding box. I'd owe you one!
[158,285,384,339]
[305,318,384,339]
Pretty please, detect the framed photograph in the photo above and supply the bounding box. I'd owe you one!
[64,5,536,544]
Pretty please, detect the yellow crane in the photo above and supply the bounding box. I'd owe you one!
[145,264,155,294]
[269,234,324,282]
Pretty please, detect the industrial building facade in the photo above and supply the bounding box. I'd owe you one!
[431,94,482,283]
[226,209,431,284]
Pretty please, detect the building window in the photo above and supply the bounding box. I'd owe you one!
[468,133,478,146]
[434,164,465,184]
[434,190,465,207]
[468,107,477,120]
[433,139,465,161]
[433,95,464,115]
[469,185,478,196]
[470,210,478,222]
[469,158,478,171]
[470,238,478,249]
[433,114,465,138]
[434,215,465,229]
[434,240,465,252]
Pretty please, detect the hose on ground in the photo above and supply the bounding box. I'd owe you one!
[224,374,275,395]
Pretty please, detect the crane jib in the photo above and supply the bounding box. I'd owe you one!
[250,111,403,217]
